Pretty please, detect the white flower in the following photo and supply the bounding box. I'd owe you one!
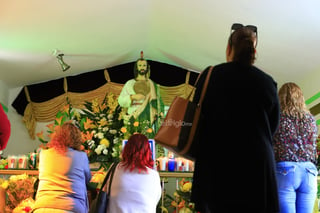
[112,148,119,157]
[109,129,117,134]
[95,147,102,155]
[95,132,104,139]
[88,140,95,149]
[103,127,109,132]
[102,149,109,155]
[113,138,119,144]
[95,144,106,155]
[107,114,113,120]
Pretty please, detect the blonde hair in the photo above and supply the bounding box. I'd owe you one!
[278,82,309,117]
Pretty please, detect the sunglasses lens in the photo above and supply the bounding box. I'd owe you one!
[231,23,244,31]
[246,25,257,33]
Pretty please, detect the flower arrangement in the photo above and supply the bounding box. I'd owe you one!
[76,94,125,163]
[89,167,107,189]
[121,115,155,139]
[0,173,36,212]
[163,178,196,213]
[0,158,8,169]
[36,93,126,165]
[12,197,34,213]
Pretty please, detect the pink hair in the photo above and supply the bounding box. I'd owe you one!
[121,133,154,173]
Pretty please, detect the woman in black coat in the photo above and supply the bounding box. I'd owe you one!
[191,24,280,213]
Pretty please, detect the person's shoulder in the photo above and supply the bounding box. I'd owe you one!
[147,167,160,177]
[305,112,317,122]
[69,148,88,157]
[252,66,274,79]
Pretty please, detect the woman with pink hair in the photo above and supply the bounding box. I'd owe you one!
[107,133,161,212]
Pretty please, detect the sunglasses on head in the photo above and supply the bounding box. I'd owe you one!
[230,23,258,47]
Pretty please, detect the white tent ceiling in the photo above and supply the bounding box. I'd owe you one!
[1,0,320,89]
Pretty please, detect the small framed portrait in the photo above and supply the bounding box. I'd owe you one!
[122,139,156,161]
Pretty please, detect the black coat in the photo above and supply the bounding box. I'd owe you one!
[191,62,280,213]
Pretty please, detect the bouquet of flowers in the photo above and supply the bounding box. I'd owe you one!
[89,167,107,189]
[121,115,155,139]
[77,94,125,163]
[36,93,126,165]
[12,197,34,213]
[0,173,36,212]
[169,178,196,213]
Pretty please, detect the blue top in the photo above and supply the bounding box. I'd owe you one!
[34,148,91,213]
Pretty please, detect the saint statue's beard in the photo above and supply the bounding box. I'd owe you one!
[138,70,148,76]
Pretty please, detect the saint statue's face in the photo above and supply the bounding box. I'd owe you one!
[137,60,148,76]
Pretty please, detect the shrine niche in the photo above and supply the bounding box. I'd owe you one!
[12,60,199,139]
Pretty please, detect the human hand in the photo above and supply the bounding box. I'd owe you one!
[131,94,145,101]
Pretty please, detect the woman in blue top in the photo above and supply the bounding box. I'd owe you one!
[273,82,318,213]
[33,122,92,213]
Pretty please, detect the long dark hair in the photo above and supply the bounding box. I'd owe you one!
[133,58,151,79]
[228,27,256,66]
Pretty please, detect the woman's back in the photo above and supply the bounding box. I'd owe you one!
[108,163,161,213]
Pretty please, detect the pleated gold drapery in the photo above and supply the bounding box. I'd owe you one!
[22,70,195,139]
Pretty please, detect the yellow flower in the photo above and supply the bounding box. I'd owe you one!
[92,99,100,113]
[181,182,192,192]
[146,128,153,133]
[178,207,193,213]
[100,138,110,147]
[173,191,179,197]
[120,127,127,133]
[99,118,108,126]
[133,121,139,127]
[1,181,9,189]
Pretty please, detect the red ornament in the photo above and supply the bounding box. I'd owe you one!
[140,51,144,59]
[24,206,32,212]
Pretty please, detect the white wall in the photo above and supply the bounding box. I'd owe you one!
[2,87,41,157]
[0,80,9,106]
[299,67,320,101]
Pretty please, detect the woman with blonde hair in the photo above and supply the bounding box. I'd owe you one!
[274,82,318,213]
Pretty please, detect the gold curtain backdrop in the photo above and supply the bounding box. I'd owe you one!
[22,70,195,139]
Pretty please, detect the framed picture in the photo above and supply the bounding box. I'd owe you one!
[122,139,156,161]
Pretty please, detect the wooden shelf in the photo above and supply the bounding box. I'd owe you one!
[0,169,39,176]
[0,170,193,178]
[159,172,193,178]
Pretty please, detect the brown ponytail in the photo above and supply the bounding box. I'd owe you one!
[228,27,256,66]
